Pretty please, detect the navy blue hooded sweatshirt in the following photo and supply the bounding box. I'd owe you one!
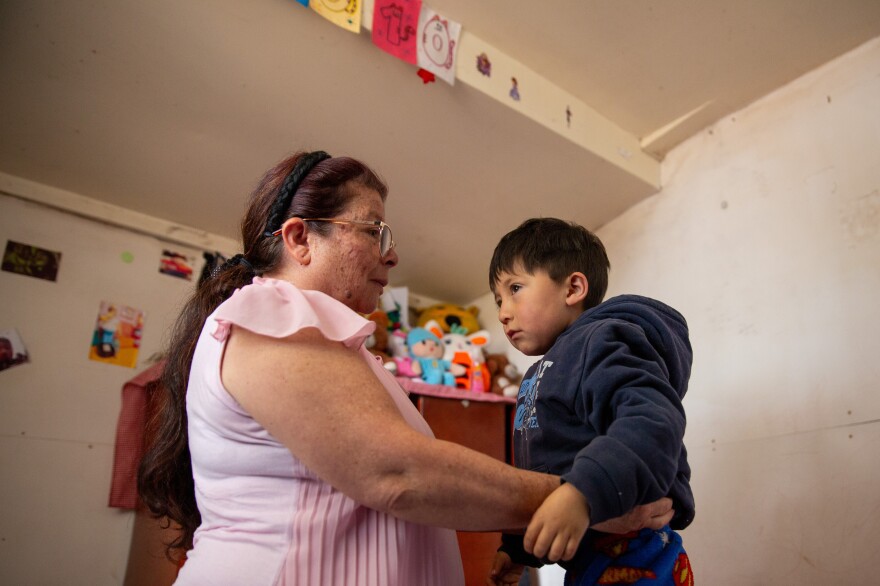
[502,295,694,568]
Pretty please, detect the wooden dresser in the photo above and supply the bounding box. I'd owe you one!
[398,378,516,586]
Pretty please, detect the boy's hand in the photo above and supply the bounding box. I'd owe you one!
[486,551,524,586]
[524,482,590,562]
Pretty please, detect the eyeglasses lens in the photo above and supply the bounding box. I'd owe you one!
[380,225,393,256]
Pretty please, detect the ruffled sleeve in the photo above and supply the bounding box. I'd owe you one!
[210,277,375,348]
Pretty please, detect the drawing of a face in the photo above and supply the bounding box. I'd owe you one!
[421,15,452,67]
[319,0,350,12]
[99,305,117,325]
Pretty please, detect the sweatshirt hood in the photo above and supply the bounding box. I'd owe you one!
[579,294,692,398]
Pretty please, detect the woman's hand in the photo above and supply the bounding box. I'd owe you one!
[486,551,524,586]
[591,497,674,534]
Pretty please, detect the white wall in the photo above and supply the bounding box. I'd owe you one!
[472,36,880,586]
[599,37,879,584]
[0,194,221,585]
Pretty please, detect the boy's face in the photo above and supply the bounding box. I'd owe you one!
[493,265,581,356]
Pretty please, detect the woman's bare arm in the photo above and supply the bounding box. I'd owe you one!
[222,326,558,531]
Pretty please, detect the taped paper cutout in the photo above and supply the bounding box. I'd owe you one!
[416,7,461,85]
[311,0,360,33]
[372,0,421,64]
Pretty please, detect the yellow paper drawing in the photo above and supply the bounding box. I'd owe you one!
[310,0,360,34]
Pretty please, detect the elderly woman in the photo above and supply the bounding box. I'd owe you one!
[138,151,672,585]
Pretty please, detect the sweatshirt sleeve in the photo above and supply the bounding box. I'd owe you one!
[498,533,544,568]
[560,321,687,525]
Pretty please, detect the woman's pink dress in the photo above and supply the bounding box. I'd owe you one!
[175,277,464,585]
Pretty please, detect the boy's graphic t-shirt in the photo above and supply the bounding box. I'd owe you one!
[513,360,552,432]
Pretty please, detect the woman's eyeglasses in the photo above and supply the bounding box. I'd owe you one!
[273,218,395,257]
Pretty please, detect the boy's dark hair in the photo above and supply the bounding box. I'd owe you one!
[489,217,610,310]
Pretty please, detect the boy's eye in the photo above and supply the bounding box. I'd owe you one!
[510,284,522,294]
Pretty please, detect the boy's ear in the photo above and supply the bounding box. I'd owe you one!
[565,272,589,307]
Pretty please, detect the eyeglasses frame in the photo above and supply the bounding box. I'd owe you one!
[272,217,395,257]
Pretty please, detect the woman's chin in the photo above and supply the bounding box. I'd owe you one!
[352,296,380,316]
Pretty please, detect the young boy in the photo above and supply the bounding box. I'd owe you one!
[487,218,695,586]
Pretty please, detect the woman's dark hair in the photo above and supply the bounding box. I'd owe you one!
[489,217,610,310]
[138,151,387,554]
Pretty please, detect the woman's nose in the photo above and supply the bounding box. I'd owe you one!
[383,246,399,267]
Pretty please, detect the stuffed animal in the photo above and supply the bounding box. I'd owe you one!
[485,353,524,397]
[386,329,420,378]
[441,328,491,392]
[406,321,465,386]
[417,303,482,334]
[364,310,393,365]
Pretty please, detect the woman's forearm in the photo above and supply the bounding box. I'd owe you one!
[362,436,559,531]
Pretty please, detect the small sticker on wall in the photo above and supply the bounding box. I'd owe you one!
[2,240,61,282]
[476,52,491,76]
[509,77,520,101]
[416,68,436,84]
[0,328,29,372]
[159,250,194,280]
[88,301,145,368]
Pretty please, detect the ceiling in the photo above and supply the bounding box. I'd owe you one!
[2,0,879,303]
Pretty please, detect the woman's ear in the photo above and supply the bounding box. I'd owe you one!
[565,272,589,307]
[280,218,311,265]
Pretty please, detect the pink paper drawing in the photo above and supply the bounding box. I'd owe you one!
[372,0,421,64]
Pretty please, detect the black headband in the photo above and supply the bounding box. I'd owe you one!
[263,151,332,237]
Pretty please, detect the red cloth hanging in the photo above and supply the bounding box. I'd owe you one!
[108,361,165,509]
